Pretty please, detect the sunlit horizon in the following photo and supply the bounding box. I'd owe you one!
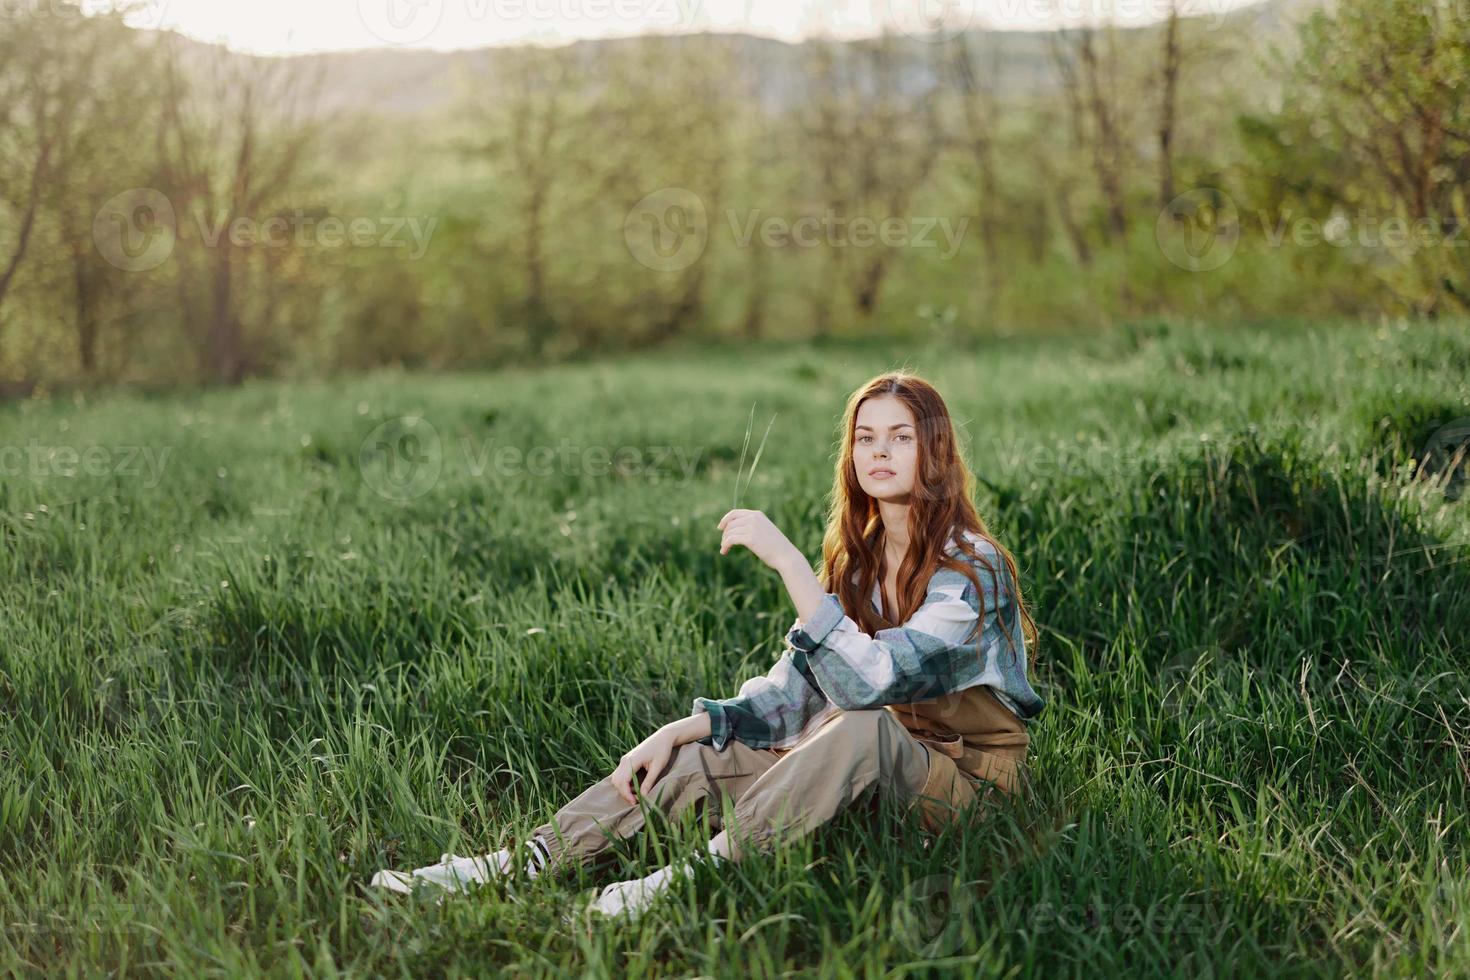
[85,0,1266,57]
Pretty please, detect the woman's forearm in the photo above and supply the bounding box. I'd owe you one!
[665,710,712,746]
[776,545,827,624]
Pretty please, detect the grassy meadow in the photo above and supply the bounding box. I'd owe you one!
[2,318,1468,977]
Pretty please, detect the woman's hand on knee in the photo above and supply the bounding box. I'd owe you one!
[609,727,680,806]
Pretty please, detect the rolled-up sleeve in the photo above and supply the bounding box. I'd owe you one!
[783,566,992,710]
[690,647,836,752]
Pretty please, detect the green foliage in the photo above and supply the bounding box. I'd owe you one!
[1246,0,1470,315]
[4,3,1470,390]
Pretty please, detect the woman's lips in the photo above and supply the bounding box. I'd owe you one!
[869,470,894,478]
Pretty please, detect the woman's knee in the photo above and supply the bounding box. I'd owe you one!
[825,708,891,733]
[660,739,755,793]
[822,709,927,783]
[823,708,910,746]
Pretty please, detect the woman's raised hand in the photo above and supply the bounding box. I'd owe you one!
[717,508,800,572]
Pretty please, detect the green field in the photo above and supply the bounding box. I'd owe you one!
[2,319,1468,977]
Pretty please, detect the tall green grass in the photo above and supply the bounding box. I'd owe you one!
[1,318,1467,977]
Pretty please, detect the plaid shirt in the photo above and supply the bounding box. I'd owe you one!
[692,530,1045,752]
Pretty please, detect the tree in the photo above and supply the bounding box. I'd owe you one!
[1157,0,1181,208]
[594,35,734,348]
[802,32,946,331]
[943,30,1007,304]
[51,18,163,377]
[1262,0,1470,313]
[0,7,102,339]
[156,36,322,383]
[1047,12,1130,245]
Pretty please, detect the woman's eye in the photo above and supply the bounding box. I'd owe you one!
[857,436,871,444]
[896,434,911,442]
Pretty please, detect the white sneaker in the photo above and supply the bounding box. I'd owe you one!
[425,850,516,890]
[587,859,693,920]
[369,868,417,895]
[370,848,518,898]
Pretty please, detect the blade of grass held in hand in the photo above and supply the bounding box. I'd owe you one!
[734,409,777,510]
[733,402,755,511]
[742,412,777,507]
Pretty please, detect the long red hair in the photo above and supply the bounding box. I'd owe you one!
[815,371,1038,669]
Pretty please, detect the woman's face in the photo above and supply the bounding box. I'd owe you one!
[853,395,917,501]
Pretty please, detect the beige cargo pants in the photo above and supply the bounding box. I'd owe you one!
[526,707,1018,876]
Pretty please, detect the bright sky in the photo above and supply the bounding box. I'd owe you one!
[91,0,1263,55]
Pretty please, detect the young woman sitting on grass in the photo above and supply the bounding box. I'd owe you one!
[371,370,1046,917]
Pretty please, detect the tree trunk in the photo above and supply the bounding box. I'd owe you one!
[73,243,99,376]
[741,241,767,340]
[1077,29,1129,241]
[0,135,52,324]
[1158,5,1181,209]
[208,245,243,384]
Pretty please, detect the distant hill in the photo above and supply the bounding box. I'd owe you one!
[138,0,1323,120]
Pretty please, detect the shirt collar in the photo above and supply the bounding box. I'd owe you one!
[855,529,970,611]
